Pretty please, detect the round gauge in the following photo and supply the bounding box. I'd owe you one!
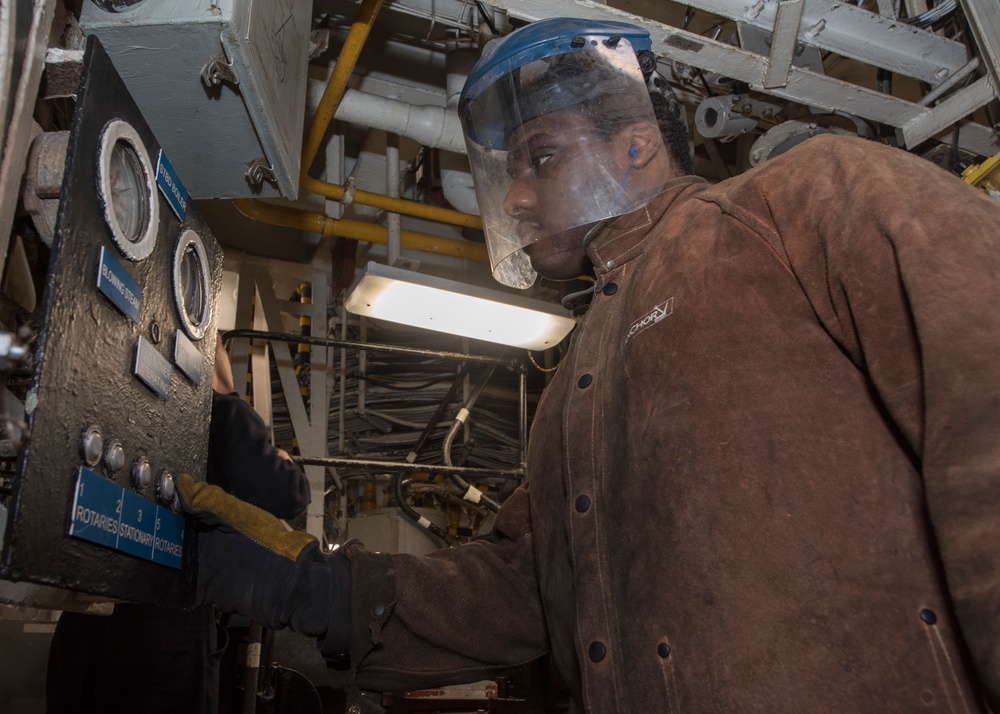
[172,229,212,340]
[97,119,158,261]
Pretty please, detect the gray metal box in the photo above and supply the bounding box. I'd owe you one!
[80,0,311,200]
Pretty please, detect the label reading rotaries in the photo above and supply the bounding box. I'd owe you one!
[96,246,142,323]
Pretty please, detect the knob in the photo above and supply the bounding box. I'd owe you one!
[131,456,152,490]
[79,425,103,466]
[103,438,125,474]
[156,469,175,504]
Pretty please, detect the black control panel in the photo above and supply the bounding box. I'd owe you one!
[0,36,223,606]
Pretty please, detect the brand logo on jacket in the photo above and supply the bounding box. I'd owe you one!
[625,298,675,345]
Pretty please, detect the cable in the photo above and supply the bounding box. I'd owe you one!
[443,365,502,512]
[527,349,561,373]
[473,0,497,35]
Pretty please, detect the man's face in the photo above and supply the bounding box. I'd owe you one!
[502,112,624,280]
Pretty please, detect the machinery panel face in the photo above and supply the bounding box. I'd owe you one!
[0,36,224,607]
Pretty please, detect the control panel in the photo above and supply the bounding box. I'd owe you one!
[0,36,223,606]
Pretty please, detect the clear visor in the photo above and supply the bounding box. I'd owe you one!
[462,39,659,288]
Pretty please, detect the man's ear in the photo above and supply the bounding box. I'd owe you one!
[623,121,665,170]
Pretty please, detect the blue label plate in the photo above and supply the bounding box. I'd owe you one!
[68,468,185,570]
[96,246,142,323]
[156,150,188,222]
[152,505,185,568]
[117,488,157,560]
[69,467,121,549]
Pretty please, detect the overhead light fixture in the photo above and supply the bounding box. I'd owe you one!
[345,262,576,351]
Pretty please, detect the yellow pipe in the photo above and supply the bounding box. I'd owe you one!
[234,199,488,263]
[300,175,483,229]
[298,0,482,232]
[301,0,383,170]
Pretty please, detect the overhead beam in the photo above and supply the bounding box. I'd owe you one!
[487,0,999,155]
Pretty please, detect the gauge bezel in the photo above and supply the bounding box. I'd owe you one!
[97,119,159,261]
[172,228,212,340]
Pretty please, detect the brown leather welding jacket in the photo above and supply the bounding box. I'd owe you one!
[344,135,1000,713]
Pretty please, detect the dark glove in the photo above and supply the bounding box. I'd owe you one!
[176,473,351,655]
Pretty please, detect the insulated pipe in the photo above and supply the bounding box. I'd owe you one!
[299,0,482,231]
[441,46,482,215]
[233,199,487,262]
[325,87,467,155]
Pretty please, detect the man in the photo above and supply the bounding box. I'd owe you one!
[47,336,310,714]
[178,17,1000,713]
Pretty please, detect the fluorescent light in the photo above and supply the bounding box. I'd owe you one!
[345,262,576,351]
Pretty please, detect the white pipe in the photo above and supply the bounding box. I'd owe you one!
[441,47,482,216]
[323,86,468,155]
[386,132,401,264]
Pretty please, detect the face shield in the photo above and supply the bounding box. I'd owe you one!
[459,19,659,289]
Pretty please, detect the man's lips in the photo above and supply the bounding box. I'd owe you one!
[516,220,545,247]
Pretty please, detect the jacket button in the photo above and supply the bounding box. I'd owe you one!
[372,604,385,617]
[920,609,937,624]
[602,283,618,296]
[575,495,591,513]
[588,641,606,662]
[657,642,671,658]
[577,374,593,389]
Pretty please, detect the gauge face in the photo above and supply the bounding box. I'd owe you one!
[97,120,158,260]
[108,140,148,243]
[172,229,212,340]
[179,244,205,325]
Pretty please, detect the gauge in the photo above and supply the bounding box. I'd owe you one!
[97,119,158,261]
[172,229,212,340]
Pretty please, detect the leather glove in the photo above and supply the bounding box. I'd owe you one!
[176,473,351,655]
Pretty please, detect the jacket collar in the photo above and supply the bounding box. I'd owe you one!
[586,174,707,286]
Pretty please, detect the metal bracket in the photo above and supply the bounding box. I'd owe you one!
[245,159,276,187]
[200,56,239,88]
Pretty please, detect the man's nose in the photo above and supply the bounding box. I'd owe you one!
[503,178,536,218]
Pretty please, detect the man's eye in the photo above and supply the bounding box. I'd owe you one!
[530,153,553,171]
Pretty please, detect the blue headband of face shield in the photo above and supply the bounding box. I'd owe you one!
[459,18,654,150]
